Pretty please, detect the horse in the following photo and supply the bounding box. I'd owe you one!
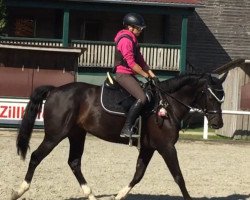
[11,72,227,200]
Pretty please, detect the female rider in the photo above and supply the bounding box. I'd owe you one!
[114,13,158,138]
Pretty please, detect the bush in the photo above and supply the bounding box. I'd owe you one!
[0,0,7,34]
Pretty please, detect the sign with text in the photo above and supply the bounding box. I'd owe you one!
[0,98,44,126]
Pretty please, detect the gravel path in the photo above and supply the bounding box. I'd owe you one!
[0,130,249,200]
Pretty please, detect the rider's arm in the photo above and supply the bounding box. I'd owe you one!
[147,69,156,78]
[119,38,157,79]
[132,64,150,78]
[137,50,156,78]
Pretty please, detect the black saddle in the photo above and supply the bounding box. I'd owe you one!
[100,73,136,116]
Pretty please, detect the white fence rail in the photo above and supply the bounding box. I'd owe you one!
[73,43,115,68]
[0,37,181,70]
[203,110,250,139]
[141,46,180,70]
[73,42,180,70]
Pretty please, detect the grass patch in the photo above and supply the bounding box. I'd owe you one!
[179,133,230,141]
[179,128,250,143]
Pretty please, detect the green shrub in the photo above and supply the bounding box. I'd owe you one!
[0,0,7,34]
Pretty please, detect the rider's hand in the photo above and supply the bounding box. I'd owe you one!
[145,77,150,82]
[151,76,160,86]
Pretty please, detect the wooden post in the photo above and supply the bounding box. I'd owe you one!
[62,9,69,47]
[180,15,188,73]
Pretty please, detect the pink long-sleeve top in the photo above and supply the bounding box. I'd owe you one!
[114,29,148,74]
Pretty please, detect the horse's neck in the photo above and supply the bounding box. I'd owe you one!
[170,86,199,119]
[159,75,204,120]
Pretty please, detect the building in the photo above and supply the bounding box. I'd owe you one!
[0,0,202,97]
[1,0,249,133]
[0,0,202,126]
[188,0,250,72]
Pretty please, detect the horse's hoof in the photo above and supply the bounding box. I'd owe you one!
[10,189,19,200]
[113,196,125,200]
[88,196,98,200]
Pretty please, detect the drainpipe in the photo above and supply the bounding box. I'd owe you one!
[62,8,69,47]
[180,15,188,73]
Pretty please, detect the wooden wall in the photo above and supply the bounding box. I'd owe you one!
[0,47,77,97]
[215,62,250,137]
[187,0,250,72]
[0,67,74,97]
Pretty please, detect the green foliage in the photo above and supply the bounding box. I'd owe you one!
[0,0,7,33]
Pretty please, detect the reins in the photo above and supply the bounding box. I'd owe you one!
[152,81,223,115]
[153,83,196,111]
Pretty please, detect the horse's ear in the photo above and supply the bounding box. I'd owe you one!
[219,72,228,83]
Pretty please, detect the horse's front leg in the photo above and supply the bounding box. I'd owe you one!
[115,147,154,200]
[158,144,192,200]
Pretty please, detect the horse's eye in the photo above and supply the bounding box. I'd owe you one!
[208,94,214,100]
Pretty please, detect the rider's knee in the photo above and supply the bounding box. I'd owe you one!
[145,90,153,103]
[140,97,147,105]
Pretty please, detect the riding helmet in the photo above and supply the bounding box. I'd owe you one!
[123,13,146,28]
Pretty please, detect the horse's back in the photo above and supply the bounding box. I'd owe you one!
[47,82,100,98]
[43,82,101,130]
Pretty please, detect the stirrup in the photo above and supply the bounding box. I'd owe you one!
[122,134,140,138]
[120,116,142,150]
[120,131,140,138]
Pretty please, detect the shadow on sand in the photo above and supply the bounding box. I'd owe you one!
[65,193,250,200]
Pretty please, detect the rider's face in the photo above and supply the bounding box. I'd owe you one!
[128,26,144,37]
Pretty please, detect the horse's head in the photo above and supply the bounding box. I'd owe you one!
[150,73,226,129]
[195,73,227,129]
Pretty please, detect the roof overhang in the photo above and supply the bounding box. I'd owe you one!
[0,44,83,53]
[59,0,204,8]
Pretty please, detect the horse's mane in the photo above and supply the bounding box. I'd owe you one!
[159,73,205,93]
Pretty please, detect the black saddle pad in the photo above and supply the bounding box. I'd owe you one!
[101,76,136,116]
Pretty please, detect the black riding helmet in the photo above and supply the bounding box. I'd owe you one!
[123,13,146,29]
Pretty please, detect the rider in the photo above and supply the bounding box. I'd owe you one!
[114,13,159,138]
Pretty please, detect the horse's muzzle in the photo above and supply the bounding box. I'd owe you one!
[207,113,223,129]
[209,122,223,129]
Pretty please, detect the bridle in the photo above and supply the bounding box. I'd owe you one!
[197,86,225,115]
[154,82,225,116]
[207,87,225,103]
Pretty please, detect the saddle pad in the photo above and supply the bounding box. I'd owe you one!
[101,80,136,116]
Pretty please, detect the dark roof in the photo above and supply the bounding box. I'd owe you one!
[64,0,203,8]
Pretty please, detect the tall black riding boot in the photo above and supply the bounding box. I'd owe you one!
[120,99,144,138]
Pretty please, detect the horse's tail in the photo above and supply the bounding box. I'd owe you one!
[17,85,55,160]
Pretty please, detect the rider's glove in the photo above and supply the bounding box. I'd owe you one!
[151,76,160,86]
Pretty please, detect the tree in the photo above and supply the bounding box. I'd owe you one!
[0,0,7,34]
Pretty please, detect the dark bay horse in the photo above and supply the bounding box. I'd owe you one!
[11,73,227,200]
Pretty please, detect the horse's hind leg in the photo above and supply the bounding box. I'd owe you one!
[159,144,192,200]
[115,147,154,200]
[11,135,65,200]
[68,127,97,200]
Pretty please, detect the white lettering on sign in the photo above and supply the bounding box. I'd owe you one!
[0,98,44,125]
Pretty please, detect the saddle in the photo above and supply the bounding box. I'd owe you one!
[101,73,168,147]
[101,73,155,148]
[100,72,136,116]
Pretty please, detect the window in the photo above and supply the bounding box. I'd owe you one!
[13,18,36,37]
